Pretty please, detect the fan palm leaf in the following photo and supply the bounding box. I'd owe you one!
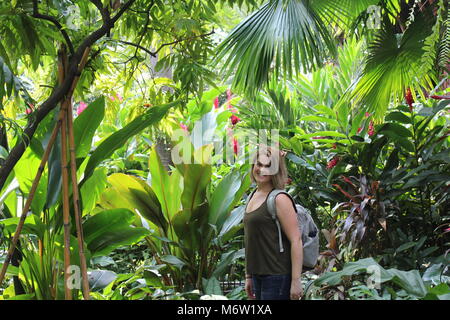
[214,0,337,98]
[311,0,380,28]
[350,12,437,120]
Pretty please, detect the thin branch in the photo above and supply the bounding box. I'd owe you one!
[111,30,215,58]
[133,1,155,56]
[153,30,215,56]
[115,40,157,57]
[111,0,136,24]
[0,0,137,192]
[32,0,74,55]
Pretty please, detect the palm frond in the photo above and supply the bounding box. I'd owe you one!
[350,11,436,120]
[311,0,380,28]
[214,0,336,98]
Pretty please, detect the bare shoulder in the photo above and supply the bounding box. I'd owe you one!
[275,193,295,210]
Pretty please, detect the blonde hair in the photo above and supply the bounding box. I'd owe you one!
[250,145,288,190]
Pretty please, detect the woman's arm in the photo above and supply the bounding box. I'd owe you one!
[275,194,303,299]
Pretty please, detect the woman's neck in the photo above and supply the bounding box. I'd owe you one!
[256,183,273,193]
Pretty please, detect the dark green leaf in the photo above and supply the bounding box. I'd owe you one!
[82,102,176,186]
[73,97,105,159]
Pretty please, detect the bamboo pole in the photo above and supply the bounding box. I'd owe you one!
[58,48,73,300]
[66,100,90,300]
[65,47,91,300]
[60,103,72,300]
[0,46,92,298]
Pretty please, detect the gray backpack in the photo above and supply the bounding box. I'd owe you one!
[264,189,320,269]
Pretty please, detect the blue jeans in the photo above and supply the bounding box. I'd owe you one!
[251,274,291,300]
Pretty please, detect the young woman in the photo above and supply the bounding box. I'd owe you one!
[244,145,303,300]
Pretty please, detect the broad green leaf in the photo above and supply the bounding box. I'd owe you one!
[386,268,427,298]
[87,228,149,258]
[385,111,411,124]
[0,215,46,240]
[73,96,105,159]
[0,264,19,277]
[128,187,167,231]
[149,147,172,220]
[396,241,417,253]
[378,123,413,138]
[212,249,245,279]
[314,104,335,117]
[80,167,108,215]
[160,255,186,271]
[423,263,450,286]
[5,294,36,300]
[191,111,218,150]
[45,130,61,210]
[360,136,389,171]
[314,258,427,298]
[209,169,243,229]
[83,208,150,257]
[88,270,118,291]
[424,283,450,300]
[106,173,165,231]
[202,276,223,296]
[173,202,210,252]
[14,148,47,215]
[179,163,211,217]
[82,102,176,186]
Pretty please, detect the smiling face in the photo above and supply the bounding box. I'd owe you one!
[250,145,288,190]
[253,152,273,185]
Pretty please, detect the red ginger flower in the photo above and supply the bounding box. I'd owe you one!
[230,114,241,125]
[214,97,219,109]
[405,88,414,111]
[326,156,340,170]
[368,121,375,136]
[233,137,239,155]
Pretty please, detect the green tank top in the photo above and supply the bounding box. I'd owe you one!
[243,192,291,275]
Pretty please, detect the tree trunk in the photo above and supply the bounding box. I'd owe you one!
[155,135,173,171]
[0,0,136,193]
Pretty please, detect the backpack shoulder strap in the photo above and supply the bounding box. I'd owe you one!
[266,189,297,253]
[267,189,297,219]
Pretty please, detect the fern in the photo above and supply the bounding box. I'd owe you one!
[437,1,449,70]
[420,0,448,79]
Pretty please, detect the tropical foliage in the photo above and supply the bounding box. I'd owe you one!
[0,0,449,300]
